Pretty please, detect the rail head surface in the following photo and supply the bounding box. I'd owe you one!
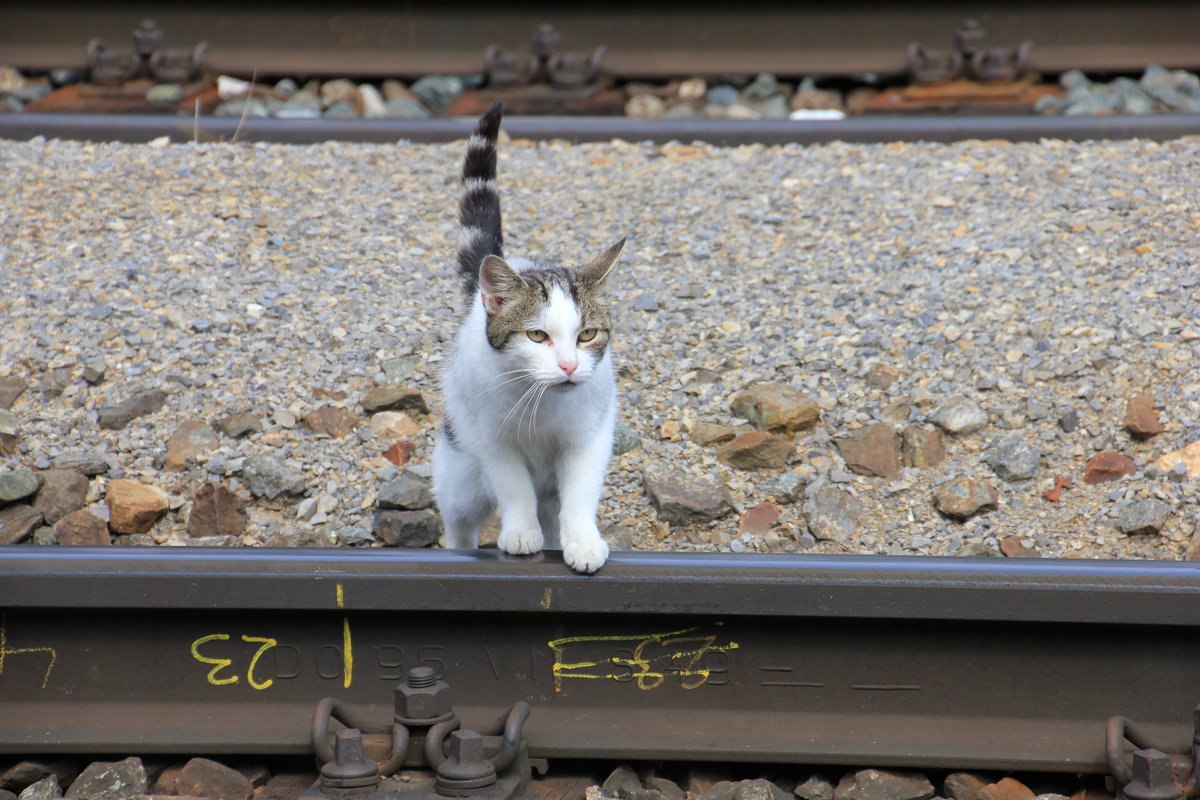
[2,113,1200,145]
[1,546,1197,625]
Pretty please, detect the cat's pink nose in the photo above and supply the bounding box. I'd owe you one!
[559,360,577,376]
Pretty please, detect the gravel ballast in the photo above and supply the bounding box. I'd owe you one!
[0,134,1197,559]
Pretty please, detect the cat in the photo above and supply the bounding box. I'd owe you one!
[432,101,625,574]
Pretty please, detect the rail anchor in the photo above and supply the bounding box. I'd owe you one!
[1106,705,1200,800]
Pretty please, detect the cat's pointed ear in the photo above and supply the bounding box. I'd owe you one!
[576,237,626,285]
[479,254,526,315]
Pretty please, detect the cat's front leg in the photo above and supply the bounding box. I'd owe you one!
[556,434,613,573]
[483,452,544,555]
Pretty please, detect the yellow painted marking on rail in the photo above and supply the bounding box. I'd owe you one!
[540,588,552,609]
[241,635,277,691]
[342,617,353,688]
[0,614,58,689]
[337,582,352,687]
[548,623,739,693]
[190,634,239,686]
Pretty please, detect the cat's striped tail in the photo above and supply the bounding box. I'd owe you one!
[456,100,504,297]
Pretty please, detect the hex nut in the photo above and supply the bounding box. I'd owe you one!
[396,679,452,722]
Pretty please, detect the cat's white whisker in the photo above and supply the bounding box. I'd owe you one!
[498,380,541,435]
[474,368,536,398]
[523,381,551,444]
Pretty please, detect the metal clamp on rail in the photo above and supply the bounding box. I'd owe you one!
[906,20,1033,85]
[483,24,608,92]
[86,19,207,87]
[1106,706,1200,800]
[307,667,532,800]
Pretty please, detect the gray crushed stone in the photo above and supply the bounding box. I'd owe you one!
[0,135,1197,557]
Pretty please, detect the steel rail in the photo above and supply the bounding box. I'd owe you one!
[2,2,1199,78]
[0,548,1198,770]
[2,112,1200,146]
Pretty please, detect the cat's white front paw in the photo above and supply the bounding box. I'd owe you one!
[562,535,609,574]
[498,525,544,555]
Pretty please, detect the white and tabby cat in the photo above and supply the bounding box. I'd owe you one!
[432,101,625,573]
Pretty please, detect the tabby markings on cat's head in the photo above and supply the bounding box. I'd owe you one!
[479,239,625,387]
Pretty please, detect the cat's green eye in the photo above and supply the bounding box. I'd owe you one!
[526,329,548,343]
[577,328,598,343]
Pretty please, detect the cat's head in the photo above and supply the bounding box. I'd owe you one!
[478,238,625,389]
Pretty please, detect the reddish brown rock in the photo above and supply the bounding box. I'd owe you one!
[150,765,186,795]
[32,469,89,525]
[902,425,946,470]
[737,503,781,536]
[187,483,246,538]
[361,385,429,415]
[1124,395,1165,440]
[643,469,735,524]
[54,510,112,545]
[864,364,899,390]
[934,478,998,520]
[383,440,416,467]
[258,774,314,800]
[730,383,820,433]
[1,760,80,794]
[835,423,902,479]
[163,422,218,472]
[1084,451,1136,484]
[303,406,360,438]
[716,431,794,470]
[0,432,19,456]
[1041,477,1071,502]
[0,504,42,545]
[106,479,169,534]
[998,536,1040,559]
[943,773,989,800]
[174,758,253,800]
[691,422,741,447]
[979,778,1035,800]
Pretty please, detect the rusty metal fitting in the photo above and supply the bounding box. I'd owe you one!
[1121,749,1184,800]
[483,46,535,88]
[970,40,1032,83]
[394,666,454,725]
[530,24,562,61]
[905,42,963,85]
[86,39,140,86]
[319,728,381,792]
[435,730,498,797]
[547,47,606,90]
[148,42,207,84]
[132,20,166,58]
[954,20,986,59]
